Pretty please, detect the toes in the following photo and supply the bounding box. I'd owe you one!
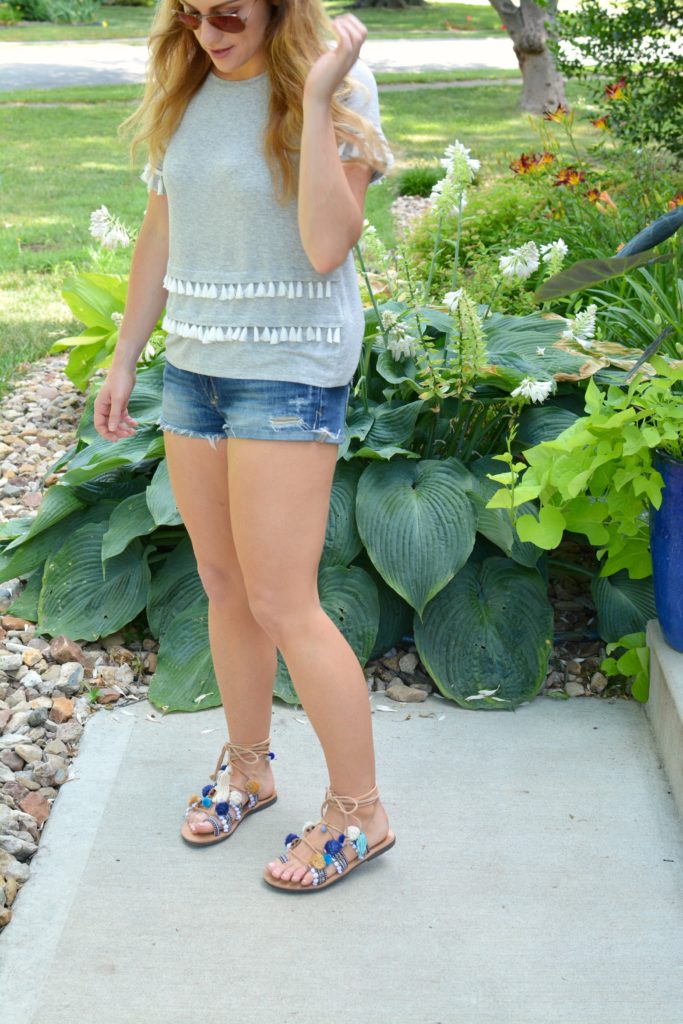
[290,865,308,884]
[300,871,313,886]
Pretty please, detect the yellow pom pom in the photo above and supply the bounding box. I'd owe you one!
[246,779,260,795]
[310,853,326,870]
[188,794,200,805]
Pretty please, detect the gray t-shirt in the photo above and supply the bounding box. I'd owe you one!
[143,58,391,388]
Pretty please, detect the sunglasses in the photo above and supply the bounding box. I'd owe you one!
[174,0,257,33]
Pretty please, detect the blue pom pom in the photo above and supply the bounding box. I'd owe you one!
[201,784,213,797]
[268,751,276,760]
[201,796,212,808]
[215,801,229,816]
[285,832,299,847]
[220,764,227,771]
[323,854,333,865]
[338,834,346,845]
[324,839,342,856]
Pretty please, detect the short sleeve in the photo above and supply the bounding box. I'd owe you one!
[338,58,393,185]
[141,160,166,196]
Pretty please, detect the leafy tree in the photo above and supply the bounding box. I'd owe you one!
[549,0,683,161]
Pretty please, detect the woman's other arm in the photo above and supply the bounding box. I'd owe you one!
[94,190,168,441]
[297,15,373,275]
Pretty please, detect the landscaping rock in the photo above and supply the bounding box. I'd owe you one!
[385,680,429,703]
[18,792,50,826]
[49,635,87,666]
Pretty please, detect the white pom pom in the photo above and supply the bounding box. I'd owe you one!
[347,826,361,841]
[302,820,317,833]
[228,790,244,805]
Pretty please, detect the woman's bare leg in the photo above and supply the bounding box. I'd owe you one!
[225,436,391,885]
[163,432,277,830]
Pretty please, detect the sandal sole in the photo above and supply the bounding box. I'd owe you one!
[180,793,278,847]
[262,829,396,892]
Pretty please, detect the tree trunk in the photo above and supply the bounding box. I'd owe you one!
[488,0,567,113]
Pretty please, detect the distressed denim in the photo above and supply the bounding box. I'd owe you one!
[158,358,351,449]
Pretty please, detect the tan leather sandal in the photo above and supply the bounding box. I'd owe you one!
[181,737,277,847]
[263,782,395,892]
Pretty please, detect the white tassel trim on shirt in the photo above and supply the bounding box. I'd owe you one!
[162,315,341,345]
[140,163,166,196]
[163,275,333,300]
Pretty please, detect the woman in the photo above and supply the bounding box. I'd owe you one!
[93,0,395,892]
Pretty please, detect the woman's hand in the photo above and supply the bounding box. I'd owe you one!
[93,364,139,442]
[304,14,368,106]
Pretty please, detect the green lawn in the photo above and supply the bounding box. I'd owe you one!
[0,1,504,42]
[0,79,603,398]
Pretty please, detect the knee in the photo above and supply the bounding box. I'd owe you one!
[197,563,248,607]
[246,589,319,643]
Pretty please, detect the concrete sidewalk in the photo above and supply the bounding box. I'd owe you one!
[0,692,681,1024]
[0,36,521,91]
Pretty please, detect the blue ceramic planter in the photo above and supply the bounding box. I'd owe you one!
[650,449,683,652]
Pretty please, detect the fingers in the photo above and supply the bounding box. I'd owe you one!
[93,389,138,442]
[331,13,367,64]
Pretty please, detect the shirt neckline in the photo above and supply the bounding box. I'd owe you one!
[208,69,268,85]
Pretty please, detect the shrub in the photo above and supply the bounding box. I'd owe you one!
[395,165,445,198]
[551,0,683,161]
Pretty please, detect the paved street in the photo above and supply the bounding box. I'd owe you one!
[0,37,522,91]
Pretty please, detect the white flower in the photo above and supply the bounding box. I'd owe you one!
[536,346,546,356]
[385,323,416,361]
[89,205,130,249]
[110,312,124,328]
[561,303,597,349]
[380,310,399,330]
[498,241,540,281]
[540,238,569,277]
[540,238,568,263]
[440,139,480,182]
[100,224,130,250]
[511,378,554,403]
[430,176,468,217]
[443,289,463,312]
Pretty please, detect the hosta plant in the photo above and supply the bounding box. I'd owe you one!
[0,141,653,712]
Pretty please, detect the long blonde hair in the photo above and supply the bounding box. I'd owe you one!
[122,0,390,202]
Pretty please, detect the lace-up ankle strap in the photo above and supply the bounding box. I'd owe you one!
[320,783,380,830]
[209,737,274,784]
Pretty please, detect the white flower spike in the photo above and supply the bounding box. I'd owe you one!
[511,378,554,404]
[498,242,540,281]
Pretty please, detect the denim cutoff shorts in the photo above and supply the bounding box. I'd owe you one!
[159,359,351,448]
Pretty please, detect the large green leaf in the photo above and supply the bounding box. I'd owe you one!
[414,557,553,709]
[591,571,657,643]
[146,459,183,526]
[0,500,117,580]
[356,457,477,618]
[148,599,219,713]
[61,272,128,330]
[102,491,157,561]
[6,567,44,622]
[273,565,380,704]
[535,251,672,301]
[516,405,579,447]
[59,426,160,486]
[375,349,421,389]
[320,460,364,569]
[361,398,426,451]
[37,522,151,641]
[2,484,85,552]
[483,311,602,384]
[146,536,206,639]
